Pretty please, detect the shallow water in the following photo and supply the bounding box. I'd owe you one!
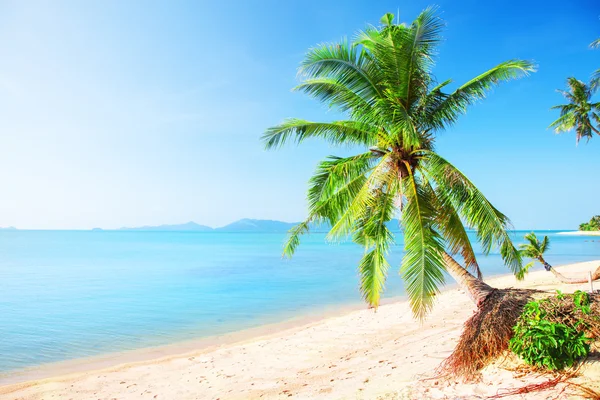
[0,229,599,374]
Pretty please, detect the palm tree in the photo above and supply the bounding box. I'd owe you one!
[549,77,600,144]
[518,232,552,274]
[263,9,534,319]
[591,37,599,87]
[519,232,600,283]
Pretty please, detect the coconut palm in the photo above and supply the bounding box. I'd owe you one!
[519,232,600,283]
[518,232,552,275]
[591,38,600,87]
[263,9,533,319]
[549,78,600,144]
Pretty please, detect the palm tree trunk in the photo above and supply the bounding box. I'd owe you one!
[443,252,494,307]
[540,257,600,284]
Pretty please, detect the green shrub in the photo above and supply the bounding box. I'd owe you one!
[509,293,591,370]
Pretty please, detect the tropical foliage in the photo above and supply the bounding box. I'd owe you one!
[549,34,600,143]
[516,232,551,279]
[579,215,600,231]
[509,293,592,371]
[263,8,533,319]
[591,37,600,88]
[549,78,600,144]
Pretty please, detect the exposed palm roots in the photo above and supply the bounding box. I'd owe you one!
[437,288,538,380]
[438,289,600,382]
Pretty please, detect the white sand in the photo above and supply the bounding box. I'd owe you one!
[557,231,600,236]
[2,260,600,400]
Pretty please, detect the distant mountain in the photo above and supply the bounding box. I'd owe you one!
[0,226,17,230]
[216,219,296,232]
[120,221,213,232]
[116,218,404,233]
[217,218,403,233]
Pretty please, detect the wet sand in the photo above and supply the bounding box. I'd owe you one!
[2,260,599,400]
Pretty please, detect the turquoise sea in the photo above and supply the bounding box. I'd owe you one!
[1,230,599,377]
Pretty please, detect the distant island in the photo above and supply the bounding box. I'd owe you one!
[117,218,403,233]
[0,226,17,230]
[120,221,213,232]
[215,219,297,232]
[119,219,295,233]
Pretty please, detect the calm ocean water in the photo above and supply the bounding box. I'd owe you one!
[0,229,599,375]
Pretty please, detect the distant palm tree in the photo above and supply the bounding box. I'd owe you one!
[549,78,600,144]
[591,37,600,87]
[263,9,534,319]
[519,232,600,283]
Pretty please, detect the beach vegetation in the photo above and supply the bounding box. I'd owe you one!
[263,7,534,319]
[440,289,600,379]
[509,291,598,371]
[579,215,600,231]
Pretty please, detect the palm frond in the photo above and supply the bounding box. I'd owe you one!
[299,40,382,99]
[549,111,577,133]
[262,119,378,149]
[353,185,397,307]
[427,60,535,130]
[308,152,377,224]
[518,232,541,258]
[326,153,394,240]
[515,261,535,280]
[294,78,376,116]
[540,235,550,254]
[282,153,377,257]
[420,151,523,277]
[591,70,600,91]
[400,163,446,320]
[283,220,313,258]
[425,178,481,278]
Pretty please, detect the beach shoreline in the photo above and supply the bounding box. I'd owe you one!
[2,260,600,399]
[557,231,600,236]
[2,291,431,387]
[0,299,373,386]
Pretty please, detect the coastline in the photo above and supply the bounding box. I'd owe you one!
[0,299,373,386]
[2,260,600,399]
[557,231,600,236]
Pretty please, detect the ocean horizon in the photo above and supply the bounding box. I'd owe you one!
[1,229,599,378]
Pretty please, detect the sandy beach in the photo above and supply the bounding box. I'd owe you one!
[557,231,600,236]
[2,260,600,400]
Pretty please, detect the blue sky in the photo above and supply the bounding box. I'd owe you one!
[0,0,598,230]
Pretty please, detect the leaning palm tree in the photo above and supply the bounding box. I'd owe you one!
[519,232,600,283]
[518,232,553,275]
[549,77,600,144]
[263,9,534,319]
